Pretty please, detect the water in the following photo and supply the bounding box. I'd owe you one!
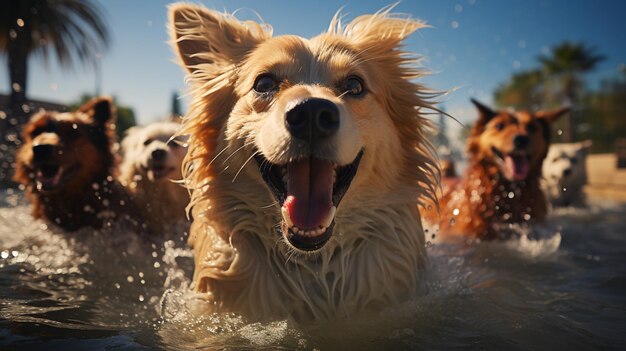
[1,190,625,350]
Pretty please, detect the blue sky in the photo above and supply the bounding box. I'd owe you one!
[1,0,625,136]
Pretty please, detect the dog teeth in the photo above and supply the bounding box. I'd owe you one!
[281,206,294,228]
[283,206,336,238]
[322,206,336,228]
[289,226,328,237]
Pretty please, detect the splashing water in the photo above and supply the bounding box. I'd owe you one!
[1,191,626,350]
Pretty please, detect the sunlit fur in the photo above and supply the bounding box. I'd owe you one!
[13,98,139,231]
[427,102,568,240]
[542,140,592,207]
[169,4,438,321]
[119,122,189,234]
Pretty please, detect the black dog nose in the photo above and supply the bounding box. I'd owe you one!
[563,168,572,177]
[513,135,529,149]
[33,144,55,161]
[151,149,167,161]
[285,98,340,140]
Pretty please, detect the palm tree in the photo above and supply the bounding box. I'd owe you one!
[1,0,110,118]
[0,0,110,186]
[494,69,544,110]
[538,42,605,141]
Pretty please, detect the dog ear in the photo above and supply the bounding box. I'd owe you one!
[536,107,570,123]
[78,97,115,127]
[337,6,427,52]
[471,99,497,124]
[580,139,593,153]
[168,4,271,76]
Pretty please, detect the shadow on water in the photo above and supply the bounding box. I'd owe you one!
[1,189,626,350]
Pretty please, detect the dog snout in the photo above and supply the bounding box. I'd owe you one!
[33,144,56,162]
[151,149,167,161]
[285,98,340,140]
[513,135,529,149]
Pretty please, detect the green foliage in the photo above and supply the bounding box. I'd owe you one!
[492,41,623,149]
[69,94,136,139]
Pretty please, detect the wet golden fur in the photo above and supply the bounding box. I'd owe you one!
[430,102,568,240]
[169,4,438,321]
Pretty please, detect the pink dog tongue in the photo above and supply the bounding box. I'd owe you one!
[505,155,529,181]
[284,158,334,229]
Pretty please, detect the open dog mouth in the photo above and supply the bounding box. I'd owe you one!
[492,146,530,181]
[34,163,80,192]
[149,164,176,180]
[254,150,364,252]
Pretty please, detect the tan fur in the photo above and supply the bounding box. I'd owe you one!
[169,4,438,322]
[119,122,189,234]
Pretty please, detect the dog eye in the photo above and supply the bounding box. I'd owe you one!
[527,123,537,132]
[495,123,505,131]
[570,157,577,165]
[253,74,278,94]
[143,139,153,146]
[342,76,365,97]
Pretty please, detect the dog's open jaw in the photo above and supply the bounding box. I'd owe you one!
[255,151,363,251]
[34,162,80,193]
[491,147,530,182]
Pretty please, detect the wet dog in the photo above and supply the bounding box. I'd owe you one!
[13,98,139,231]
[542,140,592,207]
[431,100,568,240]
[169,4,438,321]
[119,122,188,234]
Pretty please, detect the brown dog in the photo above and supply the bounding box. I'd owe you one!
[13,97,139,231]
[431,99,568,240]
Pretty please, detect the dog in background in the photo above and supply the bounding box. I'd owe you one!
[542,140,592,207]
[169,4,438,321]
[119,122,188,234]
[13,97,139,231]
[429,100,568,240]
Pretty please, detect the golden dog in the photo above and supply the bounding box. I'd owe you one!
[169,4,438,321]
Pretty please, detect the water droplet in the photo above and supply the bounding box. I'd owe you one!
[0,111,6,120]
[138,272,144,278]
[455,4,463,13]
[72,123,77,129]
[523,214,531,221]
[138,295,145,302]
[11,251,18,257]
[557,129,563,136]
[92,183,100,190]
[451,21,459,29]
[151,251,158,258]
[562,187,567,192]
[452,208,460,216]
[16,18,24,27]
[153,262,161,268]
[508,191,514,199]
[9,30,17,39]
[1,251,9,259]
[114,283,121,289]
[126,275,134,283]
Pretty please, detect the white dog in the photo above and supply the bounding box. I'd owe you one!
[120,122,189,233]
[542,140,592,207]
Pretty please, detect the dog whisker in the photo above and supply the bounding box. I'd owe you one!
[231,150,260,183]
